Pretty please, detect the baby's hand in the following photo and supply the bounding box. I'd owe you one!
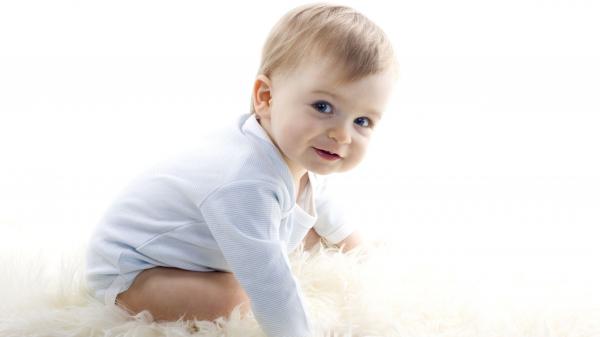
[351,239,389,265]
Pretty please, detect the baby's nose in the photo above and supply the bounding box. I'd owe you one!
[328,124,352,144]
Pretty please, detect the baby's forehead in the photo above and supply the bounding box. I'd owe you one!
[287,62,355,88]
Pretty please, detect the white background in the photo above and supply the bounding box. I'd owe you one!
[1,0,599,285]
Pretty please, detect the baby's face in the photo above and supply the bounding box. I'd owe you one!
[257,58,395,180]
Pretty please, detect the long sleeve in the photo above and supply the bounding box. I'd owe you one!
[313,176,356,245]
[198,180,312,337]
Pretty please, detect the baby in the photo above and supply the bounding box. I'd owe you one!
[85,3,398,337]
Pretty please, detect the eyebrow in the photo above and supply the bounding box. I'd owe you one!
[311,89,382,119]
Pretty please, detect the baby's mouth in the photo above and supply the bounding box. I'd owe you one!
[313,147,342,160]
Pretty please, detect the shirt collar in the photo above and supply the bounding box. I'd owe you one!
[240,112,275,144]
[239,112,316,205]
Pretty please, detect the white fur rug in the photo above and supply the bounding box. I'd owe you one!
[1,241,599,337]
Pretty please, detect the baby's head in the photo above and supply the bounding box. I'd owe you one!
[250,2,399,179]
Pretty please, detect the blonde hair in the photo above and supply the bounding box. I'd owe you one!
[250,2,399,113]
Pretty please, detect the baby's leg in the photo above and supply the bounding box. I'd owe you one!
[116,229,321,322]
[115,267,251,322]
[302,227,322,250]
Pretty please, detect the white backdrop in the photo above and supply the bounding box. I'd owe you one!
[1,0,599,285]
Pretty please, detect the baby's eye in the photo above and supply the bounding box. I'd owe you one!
[355,117,372,128]
[312,101,333,114]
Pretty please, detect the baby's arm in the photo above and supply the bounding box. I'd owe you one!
[313,176,362,251]
[200,181,312,337]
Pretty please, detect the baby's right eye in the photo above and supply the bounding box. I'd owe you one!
[312,101,333,114]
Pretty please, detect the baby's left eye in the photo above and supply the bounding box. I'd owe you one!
[355,117,372,128]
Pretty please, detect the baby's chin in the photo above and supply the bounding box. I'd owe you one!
[306,164,346,176]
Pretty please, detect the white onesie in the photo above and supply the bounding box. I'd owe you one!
[85,112,355,337]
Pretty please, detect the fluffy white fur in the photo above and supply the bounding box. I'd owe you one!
[1,241,599,337]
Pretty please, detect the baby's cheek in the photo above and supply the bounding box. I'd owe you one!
[286,123,311,140]
[299,119,321,136]
[279,126,305,151]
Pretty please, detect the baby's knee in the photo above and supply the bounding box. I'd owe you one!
[302,227,322,250]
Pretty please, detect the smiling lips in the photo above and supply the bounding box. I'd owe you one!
[313,147,341,160]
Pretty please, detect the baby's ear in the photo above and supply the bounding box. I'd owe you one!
[252,74,273,119]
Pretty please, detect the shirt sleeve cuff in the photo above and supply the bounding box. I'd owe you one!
[321,224,355,245]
